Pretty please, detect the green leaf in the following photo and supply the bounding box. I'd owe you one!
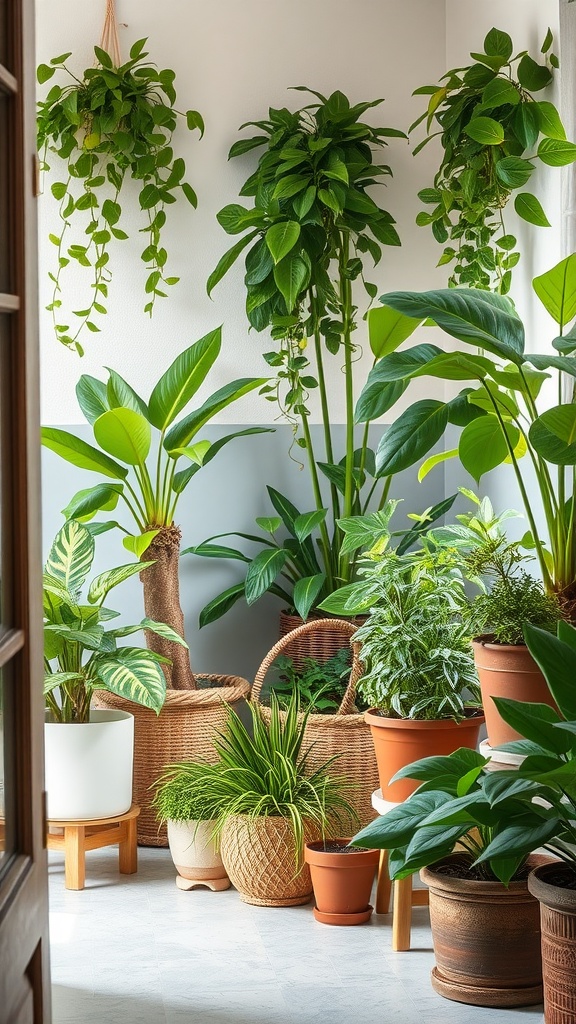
[122,530,160,559]
[148,328,222,431]
[538,138,576,167]
[199,583,246,628]
[164,379,266,453]
[254,517,282,534]
[207,231,259,296]
[265,222,301,264]
[492,698,574,755]
[513,103,540,150]
[514,192,551,227]
[273,254,309,312]
[354,379,407,424]
[337,506,399,557]
[93,408,151,466]
[172,440,212,466]
[481,77,519,108]
[495,157,534,188]
[45,521,95,598]
[244,548,288,605]
[37,63,56,84]
[375,400,449,476]
[266,486,301,537]
[517,54,553,92]
[106,370,148,419]
[459,415,520,481]
[368,305,423,357]
[463,117,504,145]
[185,109,205,136]
[529,406,576,465]
[533,253,576,328]
[41,427,128,480]
[293,509,327,543]
[94,649,166,714]
[292,574,326,621]
[536,101,566,141]
[61,483,123,521]
[364,344,443,384]
[379,290,525,363]
[76,375,110,425]
[417,448,458,482]
[88,561,153,605]
[484,28,513,59]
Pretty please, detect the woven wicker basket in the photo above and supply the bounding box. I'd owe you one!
[96,675,250,846]
[278,610,367,668]
[220,814,318,906]
[252,619,378,829]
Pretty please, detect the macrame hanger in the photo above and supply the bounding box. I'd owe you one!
[100,0,122,67]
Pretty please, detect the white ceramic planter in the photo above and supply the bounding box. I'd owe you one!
[44,709,134,820]
[167,819,228,881]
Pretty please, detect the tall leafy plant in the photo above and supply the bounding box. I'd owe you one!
[411,26,575,291]
[203,87,406,610]
[41,328,268,689]
[37,38,204,353]
[355,253,576,614]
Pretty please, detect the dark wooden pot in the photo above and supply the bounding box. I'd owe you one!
[529,862,576,1024]
[420,855,544,1008]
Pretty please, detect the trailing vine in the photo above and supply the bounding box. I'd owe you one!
[37,38,204,353]
[411,27,576,292]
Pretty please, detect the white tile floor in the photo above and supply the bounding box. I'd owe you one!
[49,846,546,1024]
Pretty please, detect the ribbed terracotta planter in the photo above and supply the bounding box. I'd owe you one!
[473,638,556,749]
[529,862,576,1024]
[304,840,379,925]
[365,710,484,802]
[219,814,318,907]
[421,855,544,1008]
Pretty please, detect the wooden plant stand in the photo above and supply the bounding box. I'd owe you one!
[47,804,140,890]
[372,789,430,951]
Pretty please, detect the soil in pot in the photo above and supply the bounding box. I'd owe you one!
[473,638,557,748]
[528,862,576,1024]
[304,839,379,925]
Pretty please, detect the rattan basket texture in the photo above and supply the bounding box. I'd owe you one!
[252,618,378,828]
[278,610,367,668]
[220,814,319,906]
[96,675,250,846]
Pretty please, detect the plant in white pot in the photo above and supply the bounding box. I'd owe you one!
[153,763,230,891]
[44,519,186,820]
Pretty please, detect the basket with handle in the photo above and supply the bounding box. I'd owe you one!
[252,619,378,828]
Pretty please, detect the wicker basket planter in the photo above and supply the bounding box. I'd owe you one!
[220,813,318,906]
[278,611,367,667]
[252,619,378,828]
[96,675,250,846]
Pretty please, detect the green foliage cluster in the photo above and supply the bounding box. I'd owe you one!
[153,768,217,823]
[412,27,575,291]
[44,520,187,723]
[265,649,352,714]
[152,696,355,863]
[475,572,561,646]
[37,38,204,353]
[353,621,576,886]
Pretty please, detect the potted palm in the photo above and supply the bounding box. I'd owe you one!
[43,519,185,820]
[320,529,483,801]
[153,765,229,891]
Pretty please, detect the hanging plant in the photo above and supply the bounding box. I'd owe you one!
[410,26,576,292]
[37,38,204,354]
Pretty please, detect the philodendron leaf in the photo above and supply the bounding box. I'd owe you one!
[273,254,309,312]
[368,305,423,357]
[293,574,326,621]
[42,427,128,479]
[533,253,576,329]
[164,379,266,452]
[463,116,505,145]
[108,619,188,646]
[375,400,449,476]
[61,483,123,521]
[88,561,154,605]
[206,230,259,297]
[93,648,166,713]
[45,520,95,599]
[514,193,551,227]
[94,408,151,466]
[529,405,576,465]
[122,530,160,559]
[459,415,520,481]
[148,328,222,431]
[106,369,148,419]
[265,221,301,264]
[244,548,288,605]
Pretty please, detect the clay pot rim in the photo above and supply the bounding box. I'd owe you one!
[473,635,529,653]
[528,861,576,912]
[364,708,485,730]
[421,853,546,896]
[304,840,379,866]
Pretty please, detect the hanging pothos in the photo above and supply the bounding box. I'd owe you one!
[411,26,576,292]
[37,38,204,354]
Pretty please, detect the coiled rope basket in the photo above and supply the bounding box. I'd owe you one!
[251,618,378,829]
[96,674,250,846]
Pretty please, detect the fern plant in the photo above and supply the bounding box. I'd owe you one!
[264,649,352,714]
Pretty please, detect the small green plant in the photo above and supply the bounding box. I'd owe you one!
[265,649,352,714]
[37,38,204,352]
[153,767,217,824]
[44,519,187,723]
[475,572,561,646]
[411,26,575,291]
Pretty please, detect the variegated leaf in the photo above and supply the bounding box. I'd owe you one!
[93,648,166,713]
[45,520,95,599]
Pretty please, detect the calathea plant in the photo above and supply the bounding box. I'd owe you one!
[44,519,187,723]
[41,328,268,689]
[37,38,204,353]
[411,26,575,292]
[200,88,406,616]
[356,252,576,616]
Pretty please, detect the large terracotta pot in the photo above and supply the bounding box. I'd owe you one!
[473,638,556,748]
[365,710,484,802]
[219,814,318,907]
[528,862,576,1024]
[421,855,544,1008]
[304,840,379,925]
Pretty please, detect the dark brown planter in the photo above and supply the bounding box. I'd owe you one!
[365,710,484,802]
[304,840,379,925]
[473,638,557,748]
[420,855,544,1008]
[528,862,576,1024]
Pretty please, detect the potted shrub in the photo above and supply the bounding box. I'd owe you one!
[320,532,484,801]
[153,765,229,891]
[193,87,408,627]
[43,519,184,819]
[304,839,379,926]
[175,695,355,906]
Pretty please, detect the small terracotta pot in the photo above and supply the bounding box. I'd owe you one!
[365,710,484,802]
[421,854,544,1008]
[304,840,379,925]
[473,638,556,749]
[528,862,576,1024]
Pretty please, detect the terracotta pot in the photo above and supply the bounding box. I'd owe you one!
[528,862,576,1024]
[167,819,229,886]
[473,638,556,749]
[219,814,318,907]
[304,840,379,925]
[365,710,484,802]
[421,855,544,1008]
